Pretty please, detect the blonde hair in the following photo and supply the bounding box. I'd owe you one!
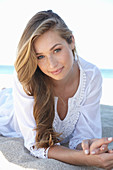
[15,10,77,148]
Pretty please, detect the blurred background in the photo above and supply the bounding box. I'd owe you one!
[0,0,113,105]
[0,0,113,68]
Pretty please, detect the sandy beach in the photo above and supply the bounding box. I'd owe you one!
[101,78,113,106]
[0,74,14,90]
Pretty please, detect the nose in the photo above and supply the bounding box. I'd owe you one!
[47,56,58,69]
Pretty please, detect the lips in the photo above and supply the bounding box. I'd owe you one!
[50,66,64,75]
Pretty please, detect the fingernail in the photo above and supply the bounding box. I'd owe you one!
[108,137,113,141]
[91,151,95,155]
[85,150,89,154]
[101,147,105,150]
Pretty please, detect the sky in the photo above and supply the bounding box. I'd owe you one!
[0,0,113,69]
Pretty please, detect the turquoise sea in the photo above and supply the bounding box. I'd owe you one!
[0,65,113,79]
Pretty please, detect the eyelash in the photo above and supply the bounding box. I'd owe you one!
[54,48,61,53]
[37,55,44,60]
[37,48,61,60]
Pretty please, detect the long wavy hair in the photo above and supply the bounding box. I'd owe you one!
[14,10,77,149]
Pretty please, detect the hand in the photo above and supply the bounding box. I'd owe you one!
[82,137,113,155]
[108,149,113,154]
[88,152,113,170]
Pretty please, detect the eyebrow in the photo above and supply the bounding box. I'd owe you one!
[35,43,61,55]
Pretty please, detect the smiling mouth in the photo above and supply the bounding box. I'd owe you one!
[50,66,64,75]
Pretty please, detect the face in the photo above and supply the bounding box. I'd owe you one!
[33,30,75,81]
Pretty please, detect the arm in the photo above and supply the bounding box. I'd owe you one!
[48,145,113,169]
[48,145,95,166]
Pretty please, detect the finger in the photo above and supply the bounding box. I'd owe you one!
[108,149,113,153]
[91,145,108,155]
[90,138,113,154]
[100,144,109,152]
[82,139,90,155]
[90,148,100,155]
[90,137,113,151]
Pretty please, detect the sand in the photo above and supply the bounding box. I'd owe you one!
[101,78,113,106]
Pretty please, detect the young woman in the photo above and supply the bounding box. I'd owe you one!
[0,10,113,169]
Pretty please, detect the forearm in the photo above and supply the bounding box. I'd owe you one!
[48,145,97,166]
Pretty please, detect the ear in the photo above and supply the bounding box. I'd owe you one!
[70,35,75,50]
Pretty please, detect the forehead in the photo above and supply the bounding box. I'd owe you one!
[33,30,65,52]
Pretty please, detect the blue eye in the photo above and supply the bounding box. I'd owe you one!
[37,55,45,60]
[54,48,61,53]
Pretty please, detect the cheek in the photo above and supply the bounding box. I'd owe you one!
[37,62,46,73]
[63,50,73,62]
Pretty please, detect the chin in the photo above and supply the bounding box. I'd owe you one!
[51,74,67,81]
[51,77,63,81]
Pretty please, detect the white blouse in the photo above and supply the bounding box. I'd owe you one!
[0,57,102,159]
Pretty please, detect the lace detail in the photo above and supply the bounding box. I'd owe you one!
[53,68,86,139]
[30,146,50,159]
[30,143,60,159]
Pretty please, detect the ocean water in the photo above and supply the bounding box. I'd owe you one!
[0,65,113,79]
[100,69,113,79]
[0,65,14,74]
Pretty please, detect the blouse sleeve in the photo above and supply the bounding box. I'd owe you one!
[13,72,49,158]
[69,66,103,149]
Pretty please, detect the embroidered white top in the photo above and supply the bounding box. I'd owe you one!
[0,57,102,159]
